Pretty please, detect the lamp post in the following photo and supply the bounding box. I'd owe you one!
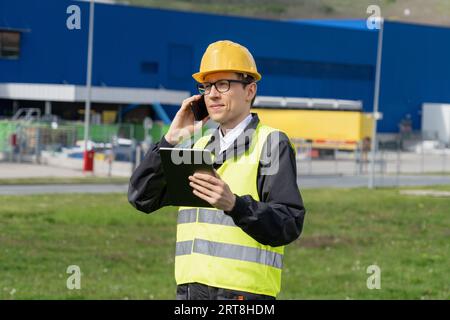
[83,0,95,172]
[368,18,384,189]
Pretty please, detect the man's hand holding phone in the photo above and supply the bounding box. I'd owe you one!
[164,95,209,145]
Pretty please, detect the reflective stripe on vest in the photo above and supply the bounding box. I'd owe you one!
[178,208,236,226]
[175,240,193,256]
[175,238,283,269]
[177,209,197,224]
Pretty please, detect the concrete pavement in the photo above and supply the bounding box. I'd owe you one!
[1,162,450,195]
[297,174,450,189]
[0,163,86,178]
[1,174,450,195]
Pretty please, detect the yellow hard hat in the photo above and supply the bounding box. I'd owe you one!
[192,40,262,83]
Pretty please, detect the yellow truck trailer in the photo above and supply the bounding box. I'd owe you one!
[253,97,374,151]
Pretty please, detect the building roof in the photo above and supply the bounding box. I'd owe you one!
[0,83,189,105]
[288,19,373,31]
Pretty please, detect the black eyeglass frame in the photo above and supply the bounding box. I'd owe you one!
[197,79,253,95]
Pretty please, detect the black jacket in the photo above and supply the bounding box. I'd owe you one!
[128,114,306,247]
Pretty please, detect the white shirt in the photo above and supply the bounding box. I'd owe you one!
[219,114,253,154]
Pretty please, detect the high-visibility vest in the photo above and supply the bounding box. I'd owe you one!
[175,123,285,297]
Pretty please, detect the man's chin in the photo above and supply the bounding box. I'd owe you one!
[209,114,226,124]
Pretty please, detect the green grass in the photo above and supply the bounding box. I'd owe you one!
[0,177,129,185]
[0,187,449,299]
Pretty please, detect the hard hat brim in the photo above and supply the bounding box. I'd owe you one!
[192,69,262,83]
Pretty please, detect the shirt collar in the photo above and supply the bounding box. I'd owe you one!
[219,114,253,151]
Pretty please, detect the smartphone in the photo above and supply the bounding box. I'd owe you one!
[190,95,209,121]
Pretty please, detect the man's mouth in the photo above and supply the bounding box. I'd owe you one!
[209,104,224,111]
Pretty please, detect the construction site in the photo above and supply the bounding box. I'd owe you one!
[1,0,449,302]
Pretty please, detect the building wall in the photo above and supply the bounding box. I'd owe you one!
[1,1,450,132]
[0,1,377,108]
[380,21,450,132]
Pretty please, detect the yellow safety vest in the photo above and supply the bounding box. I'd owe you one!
[175,123,285,297]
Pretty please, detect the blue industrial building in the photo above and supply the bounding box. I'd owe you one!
[1,0,449,132]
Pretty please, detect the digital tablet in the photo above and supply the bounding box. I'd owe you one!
[159,147,215,207]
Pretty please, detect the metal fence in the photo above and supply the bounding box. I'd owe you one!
[0,121,169,175]
[293,131,450,178]
[2,121,449,181]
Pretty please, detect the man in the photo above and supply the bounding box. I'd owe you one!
[128,40,306,300]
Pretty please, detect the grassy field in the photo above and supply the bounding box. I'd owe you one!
[0,186,449,299]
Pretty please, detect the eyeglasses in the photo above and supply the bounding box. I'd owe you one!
[197,79,252,95]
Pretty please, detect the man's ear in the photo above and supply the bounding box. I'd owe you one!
[246,82,257,102]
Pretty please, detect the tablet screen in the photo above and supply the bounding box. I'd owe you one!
[159,148,214,207]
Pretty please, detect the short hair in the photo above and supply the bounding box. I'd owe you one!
[237,73,256,106]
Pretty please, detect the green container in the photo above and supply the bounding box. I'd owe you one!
[0,121,171,152]
[0,121,18,152]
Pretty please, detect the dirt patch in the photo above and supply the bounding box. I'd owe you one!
[400,190,450,197]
